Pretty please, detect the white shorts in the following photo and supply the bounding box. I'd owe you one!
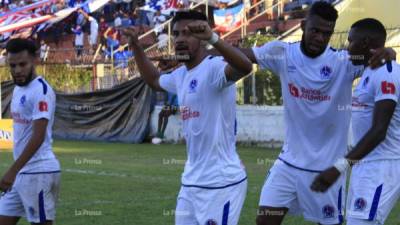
[0,172,61,223]
[347,159,400,224]
[259,160,346,225]
[175,178,247,225]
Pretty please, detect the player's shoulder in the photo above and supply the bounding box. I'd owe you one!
[325,46,348,61]
[369,61,400,83]
[30,77,54,96]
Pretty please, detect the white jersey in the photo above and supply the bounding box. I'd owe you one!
[253,41,363,171]
[352,61,400,161]
[11,76,60,173]
[159,56,247,188]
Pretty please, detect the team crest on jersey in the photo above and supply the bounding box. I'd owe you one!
[189,79,198,93]
[320,66,332,79]
[322,205,335,218]
[354,198,367,211]
[205,219,217,225]
[20,95,26,106]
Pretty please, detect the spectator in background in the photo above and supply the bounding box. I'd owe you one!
[122,0,133,12]
[103,27,120,59]
[157,29,168,49]
[152,92,179,144]
[153,9,166,35]
[79,9,99,53]
[71,24,84,59]
[114,11,122,27]
[39,40,48,62]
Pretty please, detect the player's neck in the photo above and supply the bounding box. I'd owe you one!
[184,50,208,70]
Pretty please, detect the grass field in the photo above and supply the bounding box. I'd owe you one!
[1,140,400,225]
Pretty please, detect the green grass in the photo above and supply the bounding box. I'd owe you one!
[1,141,400,225]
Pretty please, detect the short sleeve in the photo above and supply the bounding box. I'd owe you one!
[372,65,400,103]
[159,70,179,94]
[32,80,55,121]
[252,40,287,75]
[207,56,235,90]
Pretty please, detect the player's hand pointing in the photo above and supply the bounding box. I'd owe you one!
[187,21,213,41]
[0,169,17,193]
[310,167,340,193]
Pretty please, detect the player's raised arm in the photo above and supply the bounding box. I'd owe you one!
[123,27,164,91]
[187,21,253,82]
[208,47,258,64]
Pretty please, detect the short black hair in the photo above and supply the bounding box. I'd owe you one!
[6,38,37,56]
[172,10,207,26]
[307,1,338,22]
[351,18,387,43]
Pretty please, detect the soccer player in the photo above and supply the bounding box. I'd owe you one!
[152,92,179,145]
[123,10,252,225]
[311,18,400,225]
[231,2,396,225]
[0,39,60,225]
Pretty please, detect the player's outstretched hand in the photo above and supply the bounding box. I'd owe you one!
[122,27,140,45]
[0,169,17,193]
[369,48,396,69]
[187,21,212,41]
[310,167,340,193]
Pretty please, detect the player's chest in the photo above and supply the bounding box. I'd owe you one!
[353,75,374,105]
[11,91,34,119]
[177,74,209,107]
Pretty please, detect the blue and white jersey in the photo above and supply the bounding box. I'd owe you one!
[11,76,60,173]
[159,56,247,188]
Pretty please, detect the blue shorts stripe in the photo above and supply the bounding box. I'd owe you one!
[368,184,383,221]
[222,201,230,225]
[338,186,343,223]
[38,190,46,223]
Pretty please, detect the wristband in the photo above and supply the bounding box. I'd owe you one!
[333,158,350,173]
[208,32,219,45]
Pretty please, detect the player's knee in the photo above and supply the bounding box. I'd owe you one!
[346,217,382,225]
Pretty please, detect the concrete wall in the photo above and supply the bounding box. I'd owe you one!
[150,105,285,148]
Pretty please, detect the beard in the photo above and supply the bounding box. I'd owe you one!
[13,67,34,87]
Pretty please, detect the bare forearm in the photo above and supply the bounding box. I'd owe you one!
[10,135,45,173]
[130,42,163,91]
[346,128,385,164]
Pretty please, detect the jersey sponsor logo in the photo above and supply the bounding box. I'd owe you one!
[39,101,48,112]
[288,83,299,97]
[205,219,217,225]
[11,112,31,124]
[320,66,332,79]
[354,198,367,211]
[189,79,198,93]
[20,95,26,106]
[288,83,331,101]
[322,205,335,218]
[180,106,200,121]
[381,81,396,94]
